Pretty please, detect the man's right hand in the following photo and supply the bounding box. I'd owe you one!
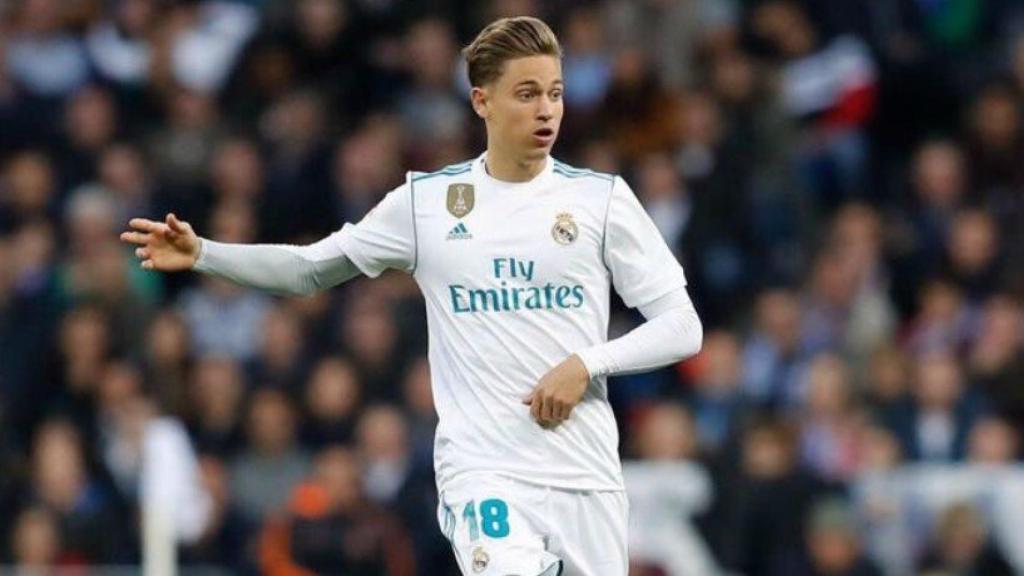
[119,213,201,271]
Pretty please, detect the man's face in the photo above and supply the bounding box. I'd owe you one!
[473,55,564,162]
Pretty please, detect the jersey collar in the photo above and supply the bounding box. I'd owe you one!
[472,152,554,190]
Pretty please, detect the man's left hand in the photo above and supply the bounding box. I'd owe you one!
[523,354,590,429]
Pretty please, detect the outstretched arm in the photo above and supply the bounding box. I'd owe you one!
[191,234,361,296]
[119,213,361,296]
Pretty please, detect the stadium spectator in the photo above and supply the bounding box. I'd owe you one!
[259,446,416,575]
[24,418,130,563]
[742,288,805,407]
[686,329,747,452]
[918,502,1014,576]
[5,0,90,99]
[229,387,311,525]
[399,355,436,466]
[724,418,830,575]
[623,402,718,576]
[889,351,985,461]
[798,353,864,482]
[9,506,61,572]
[300,356,362,449]
[801,498,882,576]
[188,355,246,458]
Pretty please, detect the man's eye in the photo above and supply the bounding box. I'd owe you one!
[550,90,563,99]
[518,92,535,100]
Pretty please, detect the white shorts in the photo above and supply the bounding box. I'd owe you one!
[437,473,629,576]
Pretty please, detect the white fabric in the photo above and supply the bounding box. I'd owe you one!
[333,180,416,277]
[575,286,702,378]
[781,35,875,117]
[337,153,694,492]
[86,22,151,85]
[141,417,212,543]
[623,461,719,576]
[6,35,90,96]
[194,152,698,494]
[918,410,955,460]
[603,171,689,308]
[438,472,627,576]
[193,233,362,296]
[170,1,259,93]
[852,464,1024,575]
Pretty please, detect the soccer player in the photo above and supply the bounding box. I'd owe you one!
[120,16,702,576]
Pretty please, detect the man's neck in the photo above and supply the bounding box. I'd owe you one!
[484,144,546,182]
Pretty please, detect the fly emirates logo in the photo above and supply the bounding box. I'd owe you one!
[448,257,585,314]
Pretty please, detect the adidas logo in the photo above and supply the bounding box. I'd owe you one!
[446,222,473,240]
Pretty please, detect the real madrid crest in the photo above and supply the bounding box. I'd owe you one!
[551,212,578,245]
[447,183,475,218]
[471,546,490,573]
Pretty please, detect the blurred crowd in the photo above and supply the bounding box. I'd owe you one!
[2,0,1024,574]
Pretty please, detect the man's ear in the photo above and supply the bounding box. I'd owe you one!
[470,86,489,119]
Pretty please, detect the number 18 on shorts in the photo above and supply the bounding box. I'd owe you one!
[438,475,562,576]
[436,474,629,576]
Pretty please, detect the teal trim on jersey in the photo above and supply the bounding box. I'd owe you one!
[411,166,471,182]
[553,167,614,184]
[552,160,614,182]
[463,501,480,541]
[600,174,615,272]
[409,173,419,274]
[411,160,473,182]
[552,161,614,181]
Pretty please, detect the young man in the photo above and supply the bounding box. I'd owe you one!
[121,16,702,576]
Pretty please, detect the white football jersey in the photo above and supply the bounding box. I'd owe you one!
[336,153,687,492]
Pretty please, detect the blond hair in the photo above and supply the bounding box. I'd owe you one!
[462,16,561,87]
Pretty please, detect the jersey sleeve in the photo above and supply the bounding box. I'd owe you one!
[604,175,688,309]
[335,179,416,278]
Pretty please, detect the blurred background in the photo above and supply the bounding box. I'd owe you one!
[1,0,1024,574]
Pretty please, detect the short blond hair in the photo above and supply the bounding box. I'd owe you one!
[462,16,562,87]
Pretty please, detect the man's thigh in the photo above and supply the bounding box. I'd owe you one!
[438,474,562,576]
[546,488,629,576]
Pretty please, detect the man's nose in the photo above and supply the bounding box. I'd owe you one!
[537,98,553,121]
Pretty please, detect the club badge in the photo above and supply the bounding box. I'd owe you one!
[471,546,490,573]
[551,212,578,245]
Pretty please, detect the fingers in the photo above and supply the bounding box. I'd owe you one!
[129,244,155,270]
[119,231,152,245]
[555,402,572,421]
[166,213,184,238]
[541,396,555,423]
[128,218,164,233]
[529,391,572,429]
